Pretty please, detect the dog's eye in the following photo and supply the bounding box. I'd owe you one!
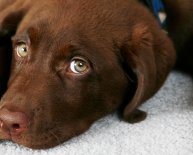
[15,43,28,58]
[70,59,89,74]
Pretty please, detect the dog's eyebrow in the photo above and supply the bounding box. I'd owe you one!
[12,25,42,44]
[11,34,29,43]
[56,44,84,59]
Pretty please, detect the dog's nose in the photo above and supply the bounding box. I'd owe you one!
[0,108,28,136]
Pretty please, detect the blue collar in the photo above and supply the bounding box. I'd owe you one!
[141,0,167,30]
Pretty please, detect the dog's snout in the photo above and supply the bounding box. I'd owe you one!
[0,108,28,137]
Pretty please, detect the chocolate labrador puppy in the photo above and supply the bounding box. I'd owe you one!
[0,0,189,149]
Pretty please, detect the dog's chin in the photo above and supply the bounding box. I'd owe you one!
[6,132,72,149]
[8,123,91,149]
[0,133,61,149]
[16,137,65,150]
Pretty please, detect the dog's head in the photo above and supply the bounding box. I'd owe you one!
[0,0,175,149]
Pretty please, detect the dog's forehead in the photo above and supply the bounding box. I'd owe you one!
[17,0,129,35]
[14,0,130,64]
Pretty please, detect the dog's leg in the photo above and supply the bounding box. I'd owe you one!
[163,0,193,50]
[163,0,193,73]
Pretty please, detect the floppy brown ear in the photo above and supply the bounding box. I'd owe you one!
[121,24,176,123]
[0,0,30,97]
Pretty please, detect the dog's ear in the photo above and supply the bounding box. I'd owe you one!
[0,0,30,97]
[121,24,176,123]
[0,0,30,36]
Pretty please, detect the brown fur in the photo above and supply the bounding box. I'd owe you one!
[162,0,193,74]
[0,0,183,149]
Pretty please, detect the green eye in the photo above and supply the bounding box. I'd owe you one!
[15,43,28,57]
[70,59,89,74]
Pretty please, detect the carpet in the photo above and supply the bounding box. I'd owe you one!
[0,71,193,155]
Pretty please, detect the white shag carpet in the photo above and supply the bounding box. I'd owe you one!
[0,71,193,155]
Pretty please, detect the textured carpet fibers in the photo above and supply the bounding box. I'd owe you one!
[0,71,193,155]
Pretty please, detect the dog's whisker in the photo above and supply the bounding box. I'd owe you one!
[0,0,192,150]
[48,129,61,145]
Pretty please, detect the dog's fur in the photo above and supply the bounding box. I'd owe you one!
[0,0,191,149]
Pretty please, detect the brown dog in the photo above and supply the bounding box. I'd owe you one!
[0,0,181,149]
[163,0,193,75]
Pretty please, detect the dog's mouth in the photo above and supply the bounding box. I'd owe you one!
[0,124,65,149]
[0,120,11,140]
[0,116,57,149]
[16,132,64,149]
[0,117,91,149]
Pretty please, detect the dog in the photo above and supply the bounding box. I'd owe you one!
[0,0,191,149]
